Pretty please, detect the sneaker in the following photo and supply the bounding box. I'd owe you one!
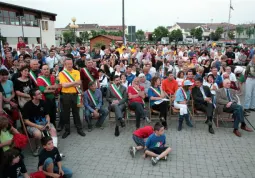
[33,147,40,157]
[161,156,168,160]
[160,117,165,122]
[151,157,158,166]
[145,117,151,123]
[129,146,136,158]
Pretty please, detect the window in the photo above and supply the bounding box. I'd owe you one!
[41,20,48,30]
[0,9,20,25]
[23,13,38,27]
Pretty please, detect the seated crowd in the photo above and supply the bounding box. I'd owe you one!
[0,39,254,175]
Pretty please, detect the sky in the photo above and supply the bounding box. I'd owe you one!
[3,0,255,31]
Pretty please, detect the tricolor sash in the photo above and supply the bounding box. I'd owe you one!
[132,86,145,105]
[61,70,82,106]
[180,88,187,100]
[110,84,123,100]
[87,89,98,106]
[150,87,161,97]
[30,71,37,85]
[81,68,94,82]
[37,76,51,86]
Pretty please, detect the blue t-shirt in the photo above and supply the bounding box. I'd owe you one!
[145,73,152,81]
[148,87,161,106]
[2,80,13,98]
[145,133,166,149]
[126,74,135,85]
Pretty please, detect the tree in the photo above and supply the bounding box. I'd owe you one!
[153,26,169,41]
[246,27,255,39]
[190,28,196,41]
[210,27,224,41]
[228,31,235,40]
[80,31,90,43]
[194,27,203,41]
[135,30,145,43]
[62,31,73,43]
[90,30,98,38]
[169,29,183,45]
[236,25,244,39]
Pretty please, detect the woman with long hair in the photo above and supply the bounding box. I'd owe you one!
[174,80,193,131]
[148,77,168,129]
[14,66,32,109]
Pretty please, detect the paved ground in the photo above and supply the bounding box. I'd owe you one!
[24,96,255,178]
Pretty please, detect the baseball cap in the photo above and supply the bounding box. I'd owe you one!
[184,80,193,86]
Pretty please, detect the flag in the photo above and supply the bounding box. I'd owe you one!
[230,5,234,10]
[0,40,5,59]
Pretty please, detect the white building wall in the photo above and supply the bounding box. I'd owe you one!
[0,20,55,49]
[41,20,56,47]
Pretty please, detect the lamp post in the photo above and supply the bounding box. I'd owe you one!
[152,34,157,44]
[69,17,79,44]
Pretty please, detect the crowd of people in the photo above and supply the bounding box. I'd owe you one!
[0,36,255,176]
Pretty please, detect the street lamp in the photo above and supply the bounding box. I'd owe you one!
[69,17,79,44]
[152,34,157,44]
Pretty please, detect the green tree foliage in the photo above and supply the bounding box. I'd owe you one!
[80,31,90,42]
[190,28,196,38]
[153,26,169,41]
[246,27,255,39]
[236,25,244,39]
[194,27,203,41]
[136,29,145,42]
[62,31,73,43]
[228,31,235,40]
[169,29,183,44]
[210,27,224,41]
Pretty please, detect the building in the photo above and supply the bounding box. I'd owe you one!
[169,22,235,40]
[90,35,123,50]
[0,1,57,49]
[100,25,127,33]
[55,24,101,45]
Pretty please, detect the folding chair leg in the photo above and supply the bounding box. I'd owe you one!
[19,114,33,153]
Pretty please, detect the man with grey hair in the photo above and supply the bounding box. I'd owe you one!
[29,59,40,87]
[216,79,253,137]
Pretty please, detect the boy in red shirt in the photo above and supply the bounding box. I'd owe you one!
[129,125,154,158]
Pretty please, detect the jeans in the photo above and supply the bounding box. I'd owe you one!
[244,78,255,109]
[43,158,73,178]
[85,107,108,127]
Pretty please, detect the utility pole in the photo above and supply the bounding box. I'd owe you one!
[227,0,232,40]
[122,0,125,45]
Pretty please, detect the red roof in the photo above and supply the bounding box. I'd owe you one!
[91,35,123,41]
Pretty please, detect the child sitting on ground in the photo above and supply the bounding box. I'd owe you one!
[38,136,73,178]
[129,125,154,158]
[2,148,30,178]
[144,122,172,166]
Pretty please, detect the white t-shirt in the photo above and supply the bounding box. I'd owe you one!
[45,56,57,69]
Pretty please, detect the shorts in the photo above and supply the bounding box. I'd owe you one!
[132,134,145,147]
[147,147,168,154]
[27,123,55,136]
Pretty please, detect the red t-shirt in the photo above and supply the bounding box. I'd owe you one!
[128,85,144,104]
[17,42,26,50]
[133,126,154,138]
[37,75,56,100]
